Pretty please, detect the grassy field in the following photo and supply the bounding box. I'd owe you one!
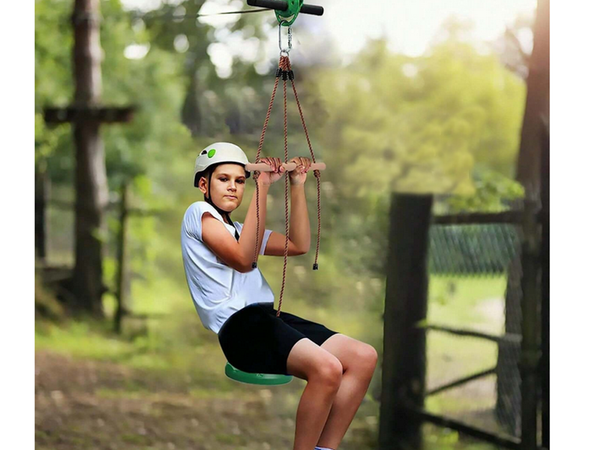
[35,307,381,450]
[425,276,510,438]
[36,275,509,450]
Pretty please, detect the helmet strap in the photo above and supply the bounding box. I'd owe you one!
[204,168,240,241]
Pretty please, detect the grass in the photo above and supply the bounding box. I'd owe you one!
[423,275,509,444]
[36,274,509,450]
[428,275,507,325]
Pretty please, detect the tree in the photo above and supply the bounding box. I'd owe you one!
[36,0,196,314]
[300,22,526,280]
[492,12,535,81]
[515,0,549,189]
[139,0,275,137]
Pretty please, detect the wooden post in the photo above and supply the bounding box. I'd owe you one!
[35,167,50,264]
[43,0,135,316]
[519,186,541,450]
[114,182,130,334]
[379,194,432,450]
[495,257,522,436]
[497,0,549,434]
[540,116,549,449]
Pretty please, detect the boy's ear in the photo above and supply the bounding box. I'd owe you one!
[198,178,209,198]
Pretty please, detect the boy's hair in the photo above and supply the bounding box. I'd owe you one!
[195,170,209,193]
[195,169,212,202]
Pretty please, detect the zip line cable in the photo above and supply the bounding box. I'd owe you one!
[131,8,272,21]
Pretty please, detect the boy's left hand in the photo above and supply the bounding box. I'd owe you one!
[289,156,312,185]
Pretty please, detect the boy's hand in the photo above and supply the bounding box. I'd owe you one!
[289,157,312,185]
[257,157,285,186]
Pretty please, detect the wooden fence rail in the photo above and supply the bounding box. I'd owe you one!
[423,324,522,345]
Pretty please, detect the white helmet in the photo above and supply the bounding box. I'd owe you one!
[193,142,251,187]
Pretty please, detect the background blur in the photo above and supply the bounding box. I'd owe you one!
[35,1,545,449]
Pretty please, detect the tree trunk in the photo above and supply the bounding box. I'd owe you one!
[70,0,109,316]
[181,71,203,137]
[180,2,205,137]
[495,0,549,437]
[515,0,549,188]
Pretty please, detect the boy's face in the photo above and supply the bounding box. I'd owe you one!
[198,163,246,212]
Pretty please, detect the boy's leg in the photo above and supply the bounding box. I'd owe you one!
[315,334,378,449]
[285,338,344,450]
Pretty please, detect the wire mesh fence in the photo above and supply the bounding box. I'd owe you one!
[424,216,524,440]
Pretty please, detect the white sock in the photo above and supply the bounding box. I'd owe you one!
[315,447,334,450]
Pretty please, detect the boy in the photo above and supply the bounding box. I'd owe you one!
[181,142,377,450]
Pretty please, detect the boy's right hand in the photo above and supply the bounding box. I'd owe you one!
[256,157,285,186]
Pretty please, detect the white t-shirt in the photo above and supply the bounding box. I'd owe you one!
[181,201,275,334]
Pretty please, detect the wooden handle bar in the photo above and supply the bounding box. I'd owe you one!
[246,162,326,172]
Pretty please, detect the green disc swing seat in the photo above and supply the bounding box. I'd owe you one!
[225,362,293,385]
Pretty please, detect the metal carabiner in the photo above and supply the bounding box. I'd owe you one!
[279,23,292,56]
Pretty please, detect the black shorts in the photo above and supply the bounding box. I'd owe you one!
[217,302,339,376]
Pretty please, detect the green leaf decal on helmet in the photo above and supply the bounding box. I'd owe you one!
[208,149,216,158]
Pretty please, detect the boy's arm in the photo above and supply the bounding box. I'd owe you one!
[289,183,311,253]
[263,182,310,256]
[237,182,270,270]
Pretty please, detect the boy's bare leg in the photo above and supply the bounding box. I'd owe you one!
[292,375,341,450]
[286,338,344,450]
[316,334,379,449]
[315,365,375,449]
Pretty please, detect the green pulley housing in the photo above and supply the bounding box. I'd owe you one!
[275,0,303,26]
[247,1,323,27]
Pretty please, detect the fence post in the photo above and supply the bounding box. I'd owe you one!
[114,181,131,333]
[519,183,541,449]
[379,194,432,450]
[496,257,522,436]
[35,167,50,264]
[540,116,549,449]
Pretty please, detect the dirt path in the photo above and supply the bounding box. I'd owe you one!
[35,351,378,450]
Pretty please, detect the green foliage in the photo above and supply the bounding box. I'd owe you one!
[139,0,278,136]
[36,5,528,403]
[445,169,524,213]
[35,0,74,173]
[35,0,73,106]
[305,30,525,202]
[36,0,201,299]
[35,5,530,450]
[296,20,525,281]
[35,1,278,293]
[35,113,70,168]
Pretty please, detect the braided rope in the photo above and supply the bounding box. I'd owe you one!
[276,60,290,318]
[253,55,321,319]
[253,56,284,268]
[287,57,322,270]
